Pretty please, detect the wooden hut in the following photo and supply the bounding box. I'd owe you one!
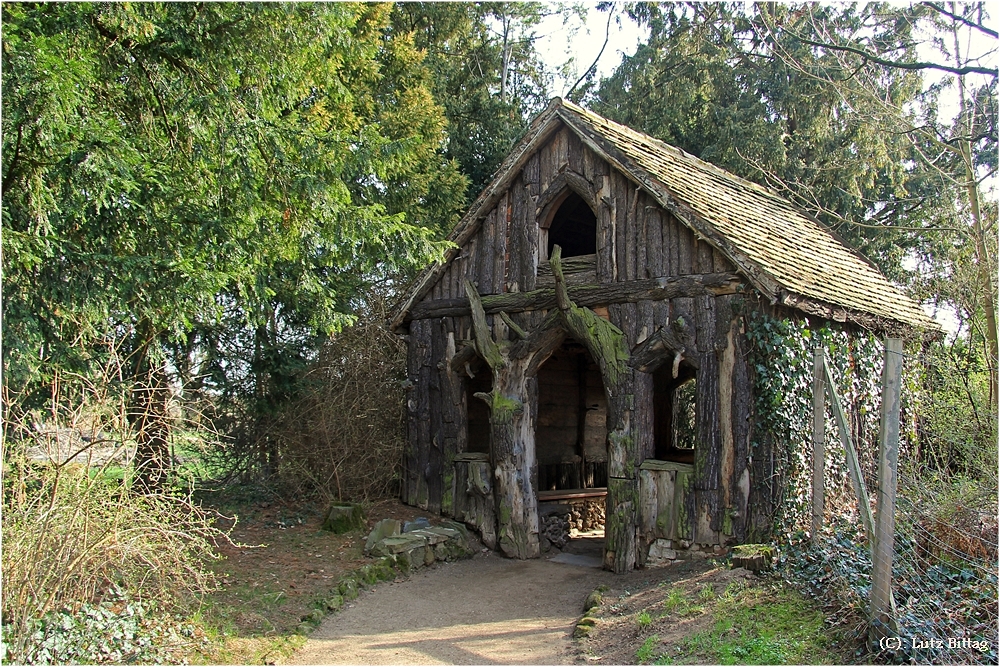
[389,98,934,573]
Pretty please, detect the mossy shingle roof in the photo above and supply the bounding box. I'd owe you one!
[392,98,936,332]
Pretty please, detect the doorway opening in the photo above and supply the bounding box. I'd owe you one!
[535,338,607,558]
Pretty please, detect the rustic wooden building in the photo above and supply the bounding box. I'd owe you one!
[390,98,934,573]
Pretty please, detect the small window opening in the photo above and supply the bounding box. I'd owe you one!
[547,192,597,258]
[653,363,697,464]
[465,364,492,454]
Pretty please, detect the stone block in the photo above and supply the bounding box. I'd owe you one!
[440,520,472,542]
[648,538,677,562]
[365,519,401,554]
[322,503,365,534]
[378,534,428,554]
[410,528,452,545]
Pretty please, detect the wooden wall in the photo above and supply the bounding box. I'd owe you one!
[404,122,754,551]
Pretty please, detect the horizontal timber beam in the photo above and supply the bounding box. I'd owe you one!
[408,272,743,321]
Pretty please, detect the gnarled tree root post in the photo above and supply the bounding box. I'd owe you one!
[465,280,563,560]
[550,246,639,573]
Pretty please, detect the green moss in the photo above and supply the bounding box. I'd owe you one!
[442,469,454,514]
[321,503,365,534]
[490,391,522,418]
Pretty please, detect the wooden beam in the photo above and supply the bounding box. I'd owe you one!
[409,272,742,321]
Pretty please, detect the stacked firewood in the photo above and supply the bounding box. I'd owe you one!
[564,499,606,532]
[540,513,571,548]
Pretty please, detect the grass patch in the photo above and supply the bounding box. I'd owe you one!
[660,586,703,618]
[669,581,840,664]
[636,634,661,663]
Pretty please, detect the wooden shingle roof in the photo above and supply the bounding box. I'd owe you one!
[391,98,936,332]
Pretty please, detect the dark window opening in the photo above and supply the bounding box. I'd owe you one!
[465,364,492,454]
[536,339,608,491]
[547,192,597,258]
[653,362,698,464]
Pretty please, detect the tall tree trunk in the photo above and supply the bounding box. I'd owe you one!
[128,319,171,493]
[953,22,998,407]
[465,281,542,559]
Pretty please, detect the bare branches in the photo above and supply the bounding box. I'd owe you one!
[921,2,999,39]
[566,5,614,98]
[759,10,997,79]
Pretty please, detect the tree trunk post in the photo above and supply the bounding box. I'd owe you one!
[870,338,902,646]
[465,280,540,559]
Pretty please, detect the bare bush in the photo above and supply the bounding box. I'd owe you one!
[268,306,408,502]
[1,367,226,663]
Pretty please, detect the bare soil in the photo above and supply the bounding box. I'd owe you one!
[198,498,850,665]
[196,497,434,663]
[286,550,618,665]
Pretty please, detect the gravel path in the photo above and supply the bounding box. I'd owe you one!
[286,545,615,665]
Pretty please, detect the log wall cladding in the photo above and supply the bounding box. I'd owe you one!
[392,99,936,573]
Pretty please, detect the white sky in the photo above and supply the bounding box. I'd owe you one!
[534,4,647,96]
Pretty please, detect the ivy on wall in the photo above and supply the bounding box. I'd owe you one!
[745,311,884,538]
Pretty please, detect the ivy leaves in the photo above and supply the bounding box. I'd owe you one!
[745,312,882,535]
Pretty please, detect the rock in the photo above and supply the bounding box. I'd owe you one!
[539,534,551,553]
[403,517,431,533]
[647,538,678,564]
[583,590,603,612]
[364,519,401,554]
[440,520,472,543]
[410,527,458,545]
[378,534,428,555]
[574,617,597,638]
[322,503,365,534]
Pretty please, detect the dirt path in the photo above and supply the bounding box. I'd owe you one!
[286,546,616,665]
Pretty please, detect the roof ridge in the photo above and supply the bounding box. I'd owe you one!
[557,98,794,207]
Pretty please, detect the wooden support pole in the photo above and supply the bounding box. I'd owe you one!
[822,352,875,540]
[870,338,903,644]
[811,347,825,545]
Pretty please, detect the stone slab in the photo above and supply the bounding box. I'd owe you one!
[378,534,428,554]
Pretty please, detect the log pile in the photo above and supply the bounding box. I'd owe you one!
[568,498,606,532]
